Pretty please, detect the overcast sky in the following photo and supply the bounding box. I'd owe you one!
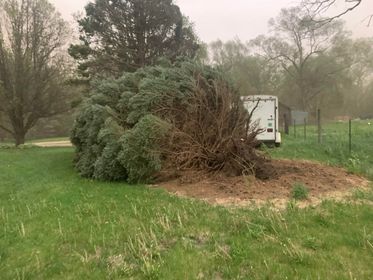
[50,0,373,42]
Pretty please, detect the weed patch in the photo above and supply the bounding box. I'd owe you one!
[291,183,309,200]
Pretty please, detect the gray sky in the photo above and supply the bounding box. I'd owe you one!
[50,0,373,42]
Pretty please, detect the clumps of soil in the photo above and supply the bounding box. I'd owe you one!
[152,159,369,208]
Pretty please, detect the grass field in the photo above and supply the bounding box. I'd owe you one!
[0,145,372,279]
[271,120,373,179]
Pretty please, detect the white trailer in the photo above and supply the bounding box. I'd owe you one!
[242,95,281,146]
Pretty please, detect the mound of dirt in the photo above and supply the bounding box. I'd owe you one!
[151,159,369,207]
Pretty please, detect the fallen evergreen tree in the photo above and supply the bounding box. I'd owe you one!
[71,60,275,183]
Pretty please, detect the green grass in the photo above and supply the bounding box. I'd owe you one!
[271,120,373,179]
[0,148,372,279]
[291,183,309,201]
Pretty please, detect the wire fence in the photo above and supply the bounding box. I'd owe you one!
[280,110,373,155]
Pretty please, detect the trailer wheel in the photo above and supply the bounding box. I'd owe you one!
[275,143,281,148]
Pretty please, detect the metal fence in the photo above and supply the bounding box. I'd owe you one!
[280,109,366,154]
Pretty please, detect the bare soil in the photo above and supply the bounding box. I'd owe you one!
[152,159,369,208]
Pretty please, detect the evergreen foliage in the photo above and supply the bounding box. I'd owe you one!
[71,60,268,183]
[118,115,171,183]
[69,0,199,78]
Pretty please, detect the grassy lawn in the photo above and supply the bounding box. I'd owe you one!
[0,147,372,279]
[271,120,373,179]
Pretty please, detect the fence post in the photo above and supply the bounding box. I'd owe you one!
[317,109,321,144]
[349,119,352,154]
[304,118,307,140]
[284,114,289,135]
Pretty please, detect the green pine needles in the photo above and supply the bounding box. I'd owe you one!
[71,60,268,183]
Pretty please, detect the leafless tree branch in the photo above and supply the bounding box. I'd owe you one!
[301,0,364,24]
[0,124,13,135]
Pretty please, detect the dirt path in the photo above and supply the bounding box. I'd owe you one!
[33,141,72,147]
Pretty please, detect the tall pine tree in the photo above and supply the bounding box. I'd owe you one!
[69,0,199,77]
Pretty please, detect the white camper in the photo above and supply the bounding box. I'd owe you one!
[242,95,281,146]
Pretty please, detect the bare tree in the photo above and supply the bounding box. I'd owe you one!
[251,7,345,110]
[0,0,71,145]
[209,39,281,97]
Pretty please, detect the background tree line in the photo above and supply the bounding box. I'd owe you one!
[0,0,372,145]
[207,6,373,119]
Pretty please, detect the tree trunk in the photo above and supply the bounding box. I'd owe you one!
[14,130,26,146]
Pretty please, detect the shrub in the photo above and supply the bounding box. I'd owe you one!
[0,144,15,149]
[291,183,309,200]
[0,144,36,149]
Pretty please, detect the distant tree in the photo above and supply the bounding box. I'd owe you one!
[281,52,352,115]
[361,80,373,118]
[252,7,345,110]
[0,0,71,145]
[209,39,249,70]
[69,0,200,78]
[332,37,373,115]
[209,39,281,97]
[346,38,373,88]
